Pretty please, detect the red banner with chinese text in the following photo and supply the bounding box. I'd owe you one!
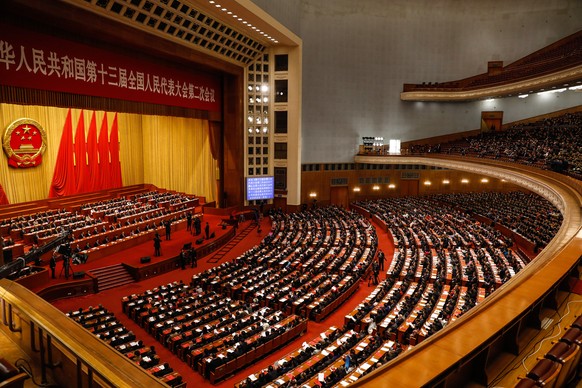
[0,22,221,112]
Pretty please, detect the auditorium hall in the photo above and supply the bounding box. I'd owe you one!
[0,1,581,387]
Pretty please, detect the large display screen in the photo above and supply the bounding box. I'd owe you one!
[246,176,274,201]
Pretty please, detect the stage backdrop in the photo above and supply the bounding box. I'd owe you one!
[0,103,216,203]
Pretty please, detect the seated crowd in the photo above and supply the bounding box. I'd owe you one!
[122,280,307,384]
[0,190,199,270]
[121,206,376,383]
[411,112,582,179]
[66,305,184,387]
[53,190,560,387]
[431,191,562,250]
[237,192,558,387]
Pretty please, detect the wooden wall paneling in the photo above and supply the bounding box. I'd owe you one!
[330,186,349,208]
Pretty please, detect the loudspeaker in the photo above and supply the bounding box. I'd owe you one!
[73,271,85,279]
[140,256,151,264]
[210,232,215,238]
[196,238,204,245]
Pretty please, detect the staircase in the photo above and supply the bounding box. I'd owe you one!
[206,222,257,264]
[89,263,135,292]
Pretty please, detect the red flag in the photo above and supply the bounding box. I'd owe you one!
[98,113,111,190]
[0,184,9,205]
[74,110,90,193]
[86,111,100,192]
[109,113,123,188]
[49,109,76,197]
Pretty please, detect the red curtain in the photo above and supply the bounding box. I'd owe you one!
[0,184,9,205]
[109,113,123,188]
[48,109,76,197]
[98,114,111,190]
[74,110,90,194]
[86,111,100,192]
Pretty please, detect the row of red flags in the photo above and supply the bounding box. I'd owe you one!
[49,109,123,197]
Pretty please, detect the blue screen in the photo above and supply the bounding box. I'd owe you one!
[246,176,274,201]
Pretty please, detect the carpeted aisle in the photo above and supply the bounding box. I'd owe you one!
[50,217,395,388]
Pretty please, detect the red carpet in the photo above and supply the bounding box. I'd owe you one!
[33,213,230,292]
[50,217,395,387]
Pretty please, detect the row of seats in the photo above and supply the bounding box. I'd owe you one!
[121,280,307,383]
[191,207,376,322]
[239,193,556,387]
[66,305,184,387]
[432,191,562,249]
[515,315,582,387]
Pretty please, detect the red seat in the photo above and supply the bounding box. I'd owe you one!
[545,341,580,387]
[560,327,582,346]
[526,359,561,388]
[571,315,582,330]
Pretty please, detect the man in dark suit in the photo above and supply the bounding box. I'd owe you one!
[164,220,171,240]
[153,233,162,256]
[194,217,201,236]
[378,249,385,271]
[63,255,71,279]
[186,212,193,232]
[49,253,57,279]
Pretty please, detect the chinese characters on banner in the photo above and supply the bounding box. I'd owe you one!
[0,22,221,112]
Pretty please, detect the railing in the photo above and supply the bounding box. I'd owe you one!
[0,279,169,388]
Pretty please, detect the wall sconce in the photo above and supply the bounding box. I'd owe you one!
[480,178,489,183]
[461,179,469,184]
[372,185,380,191]
[309,192,317,198]
[388,184,396,189]
[353,187,361,192]
[442,179,450,184]
[423,180,431,186]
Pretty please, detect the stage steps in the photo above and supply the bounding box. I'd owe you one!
[89,263,135,292]
[206,221,258,264]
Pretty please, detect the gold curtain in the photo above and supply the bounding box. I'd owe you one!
[0,103,215,204]
[142,115,216,201]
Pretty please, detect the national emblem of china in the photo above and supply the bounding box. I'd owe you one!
[3,118,47,168]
